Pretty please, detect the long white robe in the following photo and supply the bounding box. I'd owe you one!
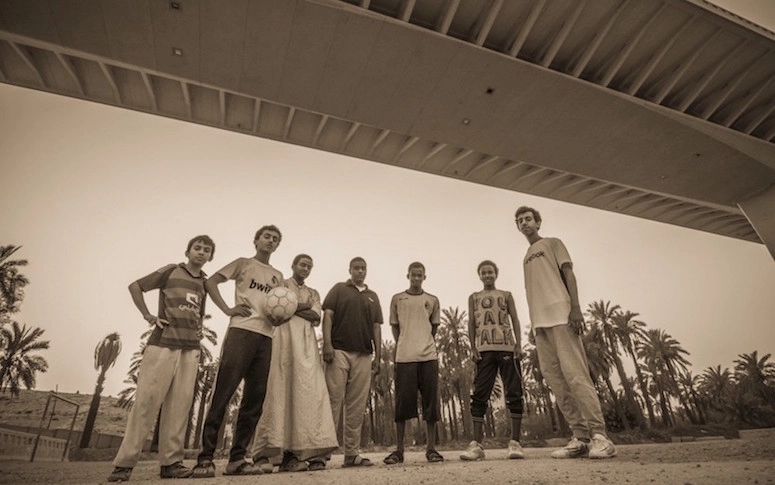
[250,280,338,462]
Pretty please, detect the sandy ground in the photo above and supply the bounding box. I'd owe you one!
[1,429,773,485]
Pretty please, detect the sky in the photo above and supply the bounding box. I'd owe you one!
[1,1,774,399]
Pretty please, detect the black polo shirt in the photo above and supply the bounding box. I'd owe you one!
[322,279,383,354]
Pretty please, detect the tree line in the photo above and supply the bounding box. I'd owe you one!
[2,244,773,450]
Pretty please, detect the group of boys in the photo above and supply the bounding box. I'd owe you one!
[108,206,616,482]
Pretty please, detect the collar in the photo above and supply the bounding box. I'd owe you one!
[346,279,368,291]
[180,262,207,279]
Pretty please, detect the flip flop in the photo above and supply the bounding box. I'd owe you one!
[342,455,374,468]
[308,460,326,471]
[191,461,215,479]
[223,461,264,476]
[426,449,445,463]
[383,450,404,465]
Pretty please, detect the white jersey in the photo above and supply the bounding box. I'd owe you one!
[523,237,572,329]
[216,257,284,338]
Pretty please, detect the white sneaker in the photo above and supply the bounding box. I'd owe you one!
[459,440,485,461]
[507,440,524,459]
[588,433,617,459]
[550,437,589,458]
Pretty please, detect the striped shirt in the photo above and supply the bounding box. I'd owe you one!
[138,263,207,350]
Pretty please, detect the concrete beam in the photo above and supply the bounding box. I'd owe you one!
[739,184,775,261]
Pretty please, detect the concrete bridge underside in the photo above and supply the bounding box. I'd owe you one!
[1,0,774,258]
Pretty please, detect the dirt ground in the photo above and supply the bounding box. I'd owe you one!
[1,429,773,485]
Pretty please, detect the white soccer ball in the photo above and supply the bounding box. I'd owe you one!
[263,286,298,321]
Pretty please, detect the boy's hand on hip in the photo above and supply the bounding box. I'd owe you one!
[144,315,168,328]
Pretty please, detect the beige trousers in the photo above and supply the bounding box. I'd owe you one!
[535,324,607,439]
[324,350,372,457]
[113,345,199,468]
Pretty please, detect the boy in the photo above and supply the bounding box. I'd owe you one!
[515,206,616,459]
[108,235,215,482]
[383,262,444,465]
[322,257,382,467]
[192,225,287,478]
[460,260,525,461]
[250,254,338,472]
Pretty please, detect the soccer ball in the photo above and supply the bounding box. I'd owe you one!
[264,286,298,321]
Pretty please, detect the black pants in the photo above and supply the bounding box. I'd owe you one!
[470,351,524,418]
[198,328,272,463]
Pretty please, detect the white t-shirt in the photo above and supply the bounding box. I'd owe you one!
[523,237,573,329]
[216,257,284,338]
[390,291,440,363]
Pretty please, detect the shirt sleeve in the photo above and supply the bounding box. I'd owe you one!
[309,287,322,318]
[551,238,572,268]
[216,258,244,281]
[135,264,177,292]
[322,283,340,311]
[389,294,399,325]
[430,296,441,325]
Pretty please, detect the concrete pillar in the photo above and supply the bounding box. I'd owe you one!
[738,184,775,262]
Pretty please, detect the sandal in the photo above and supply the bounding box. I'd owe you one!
[252,456,274,474]
[342,455,374,468]
[223,460,264,476]
[426,449,445,463]
[383,450,404,465]
[191,461,215,479]
[279,454,309,472]
[308,460,326,471]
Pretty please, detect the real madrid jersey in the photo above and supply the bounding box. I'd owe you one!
[216,257,284,338]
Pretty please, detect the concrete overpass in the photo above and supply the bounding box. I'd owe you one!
[1,0,774,257]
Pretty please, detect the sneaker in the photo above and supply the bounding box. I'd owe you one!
[107,467,132,482]
[588,433,617,459]
[459,440,485,461]
[550,437,589,459]
[160,462,194,479]
[507,439,525,459]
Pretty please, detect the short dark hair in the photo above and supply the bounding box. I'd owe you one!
[349,256,366,268]
[254,225,282,242]
[187,235,215,258]
[477,260,498,275]
[407,261,425,273]
[293,253,313,266]
[515,206,541,224]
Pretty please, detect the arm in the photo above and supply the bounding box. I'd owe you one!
[372,321,382,375]
[322,309,335,363]
[561,262,584,334]
[205,273,251,318]
[468,294,480,362]
[506,292,523,357]
[128,281,167,328]
[295,291,321,325]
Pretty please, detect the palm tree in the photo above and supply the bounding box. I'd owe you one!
[611,310,654,427]
[0,321,49,396]
[698,365,735,418]
[521,344,558,431]
[437,307,474,439]
[587,301,644,428]
[116,342,147,410]
[583,322,629,430]
[0,246,29,324]
[636,328,690,426]
[80,333,122,448]
[734,351,775,407]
